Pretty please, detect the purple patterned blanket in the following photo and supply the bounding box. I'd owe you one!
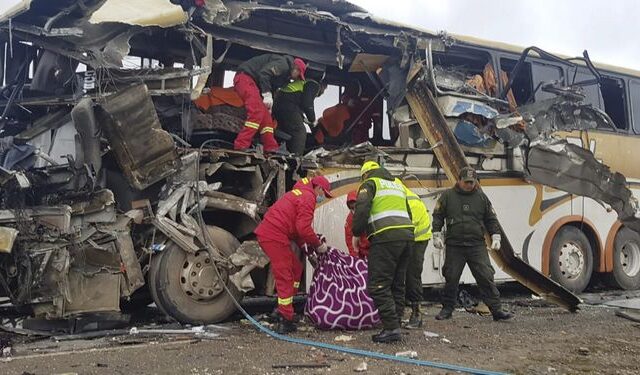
[304,248,380,330]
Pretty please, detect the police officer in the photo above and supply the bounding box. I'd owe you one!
[352,161,414,343]
[273,69,325,155]
[397,179,432,329]
[431,167,513,321]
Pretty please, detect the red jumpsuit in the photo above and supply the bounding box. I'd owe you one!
[344,190,370,258]
[254,180,321,321]
[233,72,279,152]
[341,92,383,145]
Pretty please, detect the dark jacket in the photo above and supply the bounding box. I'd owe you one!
[432,185,500,247]
[352,168,414,244]
[273,79,320,122]
[237,54,294,93]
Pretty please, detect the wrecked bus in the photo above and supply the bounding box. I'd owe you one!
[0,0,637,326]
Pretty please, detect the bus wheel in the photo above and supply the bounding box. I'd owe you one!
[549,226,593,293]
[609,227,640,290]
[151,226,244,324]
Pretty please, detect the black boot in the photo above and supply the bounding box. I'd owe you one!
[274,313,297,334]
[435,306,453,320]
[406,303,423,329]
[371,328,401,343]
[492,310,513,321]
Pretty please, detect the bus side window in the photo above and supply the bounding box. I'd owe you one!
[531,62,563,102]
[630,80,640,134]
[567,67,604,109]
[599,76,627,131]
[499,58,532,106]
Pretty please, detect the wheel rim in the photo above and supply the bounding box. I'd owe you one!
[620,241,640,277]
[558,241,585,280]
[180,250,227,301]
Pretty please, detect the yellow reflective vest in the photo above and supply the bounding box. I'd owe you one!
[396,179,432,241]
[365,177,414,237]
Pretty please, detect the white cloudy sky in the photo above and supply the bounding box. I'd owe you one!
[350,0,640,70]
[1,0,638,70]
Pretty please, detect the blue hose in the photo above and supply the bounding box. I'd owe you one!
[242,310,508,375]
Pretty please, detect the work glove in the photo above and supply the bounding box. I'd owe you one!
[490,234,502,251]
[432,232,444,250]
[316,242,328,254]
[262,92,273,110]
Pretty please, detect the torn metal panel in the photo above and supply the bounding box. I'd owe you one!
[204,191,259,220]
[153,216,199,253]
[229,240,269,292]
[526,140,640,232]
[0,226,18,253]
[64,270,121,316]
[71,98,102,173]
[407,72,581,311]
[109,216,145,297]
[96,83,179,190]
[0,206,72,234]
[507,96,610,145]
[191,35,213,100]
[69,190,117,228]
[14,109,71,142]
[89,0,188,28]
[84,67,205,96]
[0,0,31,22]
[197,1,343,66]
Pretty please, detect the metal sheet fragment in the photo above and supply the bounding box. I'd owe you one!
[89,0,188,27]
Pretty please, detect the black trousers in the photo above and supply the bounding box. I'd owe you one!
[367,240,412,330]
[405,240,428,304]
[441,244,501,311]
[274,109,306,156]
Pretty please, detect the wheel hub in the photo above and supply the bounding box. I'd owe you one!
[620,241,640,277]
[558,242,585,279]
[180,250,226,301]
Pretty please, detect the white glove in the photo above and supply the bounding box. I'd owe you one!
[316,242,328,254]
[491,234,502,250]
[262,92,273,110]
[432,232,444,250]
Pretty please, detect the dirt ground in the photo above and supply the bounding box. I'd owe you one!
[1,294,639,375]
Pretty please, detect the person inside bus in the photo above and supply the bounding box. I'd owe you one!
[431,167,513,322]
[232,54,307,153]
[272,68,326,156]
[340,80,384,145]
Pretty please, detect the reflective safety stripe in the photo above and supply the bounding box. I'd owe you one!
[260,126,274,134]
[375,190,407,198]
[293,281,300,288]
[301,177,309,184]
[407,195,421,201]
[278,296,293,305]
[292,189,302,196]
[280,80,305,93]
[415,225,432,238]
[368,210,411,223]
[365,177,414,237]
[244,121,259,129]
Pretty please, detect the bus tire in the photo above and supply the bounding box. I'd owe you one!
[549,226,593,293]
[152,226,244,324]
[609,227,640,290]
